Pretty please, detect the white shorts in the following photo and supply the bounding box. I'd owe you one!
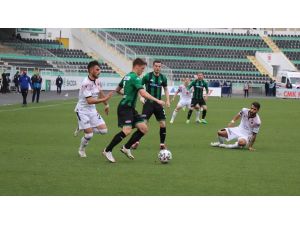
[76,110,105,130]
[177,99,191,108]
[225,127,251,144]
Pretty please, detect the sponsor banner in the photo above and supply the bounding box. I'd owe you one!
[276,88,300,99]
[167,86,221,97]
[41,76,121,91]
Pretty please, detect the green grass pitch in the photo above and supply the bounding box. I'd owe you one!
[0,96,300,195]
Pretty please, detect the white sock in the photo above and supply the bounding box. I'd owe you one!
[80,133,93,149]
[171,110,178,121]
[195,110,200,121]
[93,127,108,135]
[218,136,225,144]
[225,142,239,149]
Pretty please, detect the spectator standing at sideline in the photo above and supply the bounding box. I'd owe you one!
[264,80,269,96]
[56,75,63,94]
[13,71,20,93]
[1,73,8,93]
[243,81,249,98]
[269,80,274,97]
[272,80,276,96]
[19,71,32,106]
[32,74,42,103]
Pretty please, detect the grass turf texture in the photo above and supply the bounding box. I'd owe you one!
[0,96,300,195]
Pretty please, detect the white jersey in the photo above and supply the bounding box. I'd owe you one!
[238,108,261,135]
[75,77,101,112]
[178,85,192,101]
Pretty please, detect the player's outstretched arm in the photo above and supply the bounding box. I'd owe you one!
[248,133,257,151]
[227,113,241,127]
[115,86,124,95]
[139,89,165,106]
[164,86,170,107]
[86,91,114,105]
[99,90,110,115]
[172,89,180,102]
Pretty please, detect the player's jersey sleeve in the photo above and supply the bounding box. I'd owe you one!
[239,108,248,116]
[178,85,183,92]
[162,75,168,87]
[252,116,261,134]
[82,81,92,98]
[141,73,148,85]
[118,77,124,88]
[252,123,261,134]
[204,81,209,93]
[134,76,144,90]
[188,80,195,90]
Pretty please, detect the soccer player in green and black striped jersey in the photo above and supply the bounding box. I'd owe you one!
[137,60,170,150]
[186,73,209,124]
[102,58,165,163]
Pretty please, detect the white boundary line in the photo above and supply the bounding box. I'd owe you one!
[0,101,76,113]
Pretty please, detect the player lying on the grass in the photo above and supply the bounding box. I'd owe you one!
[170,78,193,124]
[186,73,209,124]
[74,60,114,158]
[210,102,261,151]
[102,58,165,163]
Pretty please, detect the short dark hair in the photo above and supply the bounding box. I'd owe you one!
[251,102,260,110]
[87,60,100,71]
[133,58,147,67]
[153,60,162,65]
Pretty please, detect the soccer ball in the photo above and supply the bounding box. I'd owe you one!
[158,149,172,164]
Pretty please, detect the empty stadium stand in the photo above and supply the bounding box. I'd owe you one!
[0,33,118,76]
[102,28,272,83]
[270,34,300,70]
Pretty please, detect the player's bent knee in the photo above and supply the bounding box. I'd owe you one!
[137,123,148,134]
[159,121,166,128]
[122,127,132,136]
[238,138,247,146]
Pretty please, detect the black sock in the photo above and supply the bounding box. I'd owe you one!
[187,109,193,120]
[124,130,145,149]
[160,127,166,144]
[105,131,126,152]
[202,110,207,119]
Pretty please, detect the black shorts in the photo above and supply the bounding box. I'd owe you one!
[190,98,206,107]
[117,104,145,128]
[142,100,166,121]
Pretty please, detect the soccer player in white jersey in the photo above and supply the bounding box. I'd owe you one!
[74,60,113,158]
[170,78,194,123]
[210,102,261,151]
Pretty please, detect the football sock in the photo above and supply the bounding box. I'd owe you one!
[105,131,126,152]
[160,127,166,144]
[187,109,193,120]
[202,110,207,119]
[124,130,145,149]
[80,133,93,149]
[93,128,108,135]
[171,110,177,121]
[195,110,200,121]
[225,142,239,149]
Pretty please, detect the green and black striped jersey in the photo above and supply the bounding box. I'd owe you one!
[118,72,144,108]
[188,79,209,99]
[142,72,168,100]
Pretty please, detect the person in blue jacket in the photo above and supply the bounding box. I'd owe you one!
[32,74,42,103]
[18,71,32,106]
